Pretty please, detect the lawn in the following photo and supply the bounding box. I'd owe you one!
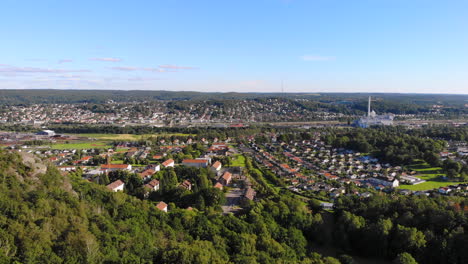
[50,141,112,150]
[73,133,196,141]
[399,180,463,191]
[398,160,466,191]
[230,154,246,167]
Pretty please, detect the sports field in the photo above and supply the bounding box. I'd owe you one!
[398,160,465,191]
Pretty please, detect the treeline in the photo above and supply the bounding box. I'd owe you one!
[406,125,468,141]
[332,195,468,264]
[327,127,446,165]
[1,90,467,118]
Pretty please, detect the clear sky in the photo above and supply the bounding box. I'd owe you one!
[1,0,467,94]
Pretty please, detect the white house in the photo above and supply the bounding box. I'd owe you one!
[182,159,209,168]
[156,201,168,212]
[145,179,160,191]
[107,180,125,192]
[211,161,222,174]
[162,159,175,168]
[101,164,132,172]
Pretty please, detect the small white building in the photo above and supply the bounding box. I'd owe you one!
[156,201,168,212]
[211,161,222,174]
[162,159,175,168]
[107,180,125,192]
[100,164,132,172]
[182,159,209,168]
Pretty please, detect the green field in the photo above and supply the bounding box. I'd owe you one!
[73,133,195,141]
[230,154,246,167]
[398,160,466,191]
[50,141,112,150]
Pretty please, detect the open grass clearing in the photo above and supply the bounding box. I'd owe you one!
[230,154,246,167]
[72,133,196,141]
[50,141,112,150]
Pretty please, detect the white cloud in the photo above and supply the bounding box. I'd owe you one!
[0,65,91,73]
[109,66,166,72]
[90,57,122,62]
[158,64,197,70]
[109,66,139,71]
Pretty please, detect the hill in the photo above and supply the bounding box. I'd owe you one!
[0,150,334,263]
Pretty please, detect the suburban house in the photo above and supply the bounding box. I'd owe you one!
[179,180,192,191]
[220,171,232,186]
[367,177,399,188]
[439,187,451,194]
[156,201,168,212]
[152,153,167,160]
[138,169,155,181]
[75,155,93,164]
[101,164,132,172]
[107,180,125,192]
[208,143,229,155]
[162,159,175,168]
[146,164,161,172]
[214,182,223,190]
[244,187,256,201]
[211,161,222,174]
[144,179,160,191]
[182,159,209,168]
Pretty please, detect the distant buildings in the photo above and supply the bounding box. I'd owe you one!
[355,97,394,128]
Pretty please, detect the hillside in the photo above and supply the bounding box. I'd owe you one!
[0,150,335,263]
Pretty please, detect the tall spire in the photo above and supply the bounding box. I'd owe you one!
[368,96,371,117]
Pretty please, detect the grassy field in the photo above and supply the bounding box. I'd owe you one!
[230,154,246,167]
[50,141,112,150]
[398,160,466,191]
[73,133,195,141]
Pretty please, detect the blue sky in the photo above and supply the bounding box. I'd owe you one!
[1,0,467,93]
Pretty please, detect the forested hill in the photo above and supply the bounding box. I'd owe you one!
[0,150,335,263]
[0,89,467,106]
